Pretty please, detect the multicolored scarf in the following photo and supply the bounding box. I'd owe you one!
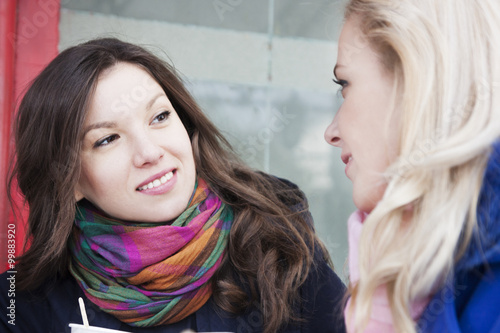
[69,178,233,327]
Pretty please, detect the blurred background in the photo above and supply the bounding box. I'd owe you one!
[1,0,353,279]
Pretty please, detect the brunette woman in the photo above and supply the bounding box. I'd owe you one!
[1,38,346,333]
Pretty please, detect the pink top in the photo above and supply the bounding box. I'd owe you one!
[345,210,430,332]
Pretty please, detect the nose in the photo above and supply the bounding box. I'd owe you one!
[324,114,341,147]
[132,133,164,167]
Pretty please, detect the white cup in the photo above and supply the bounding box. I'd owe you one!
[69,323,132,333]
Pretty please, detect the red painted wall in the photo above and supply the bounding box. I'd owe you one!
[1,0,60,271]
[0,0,18,272]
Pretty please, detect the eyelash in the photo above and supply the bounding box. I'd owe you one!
[332,78,348,88]
[93,111,171,148]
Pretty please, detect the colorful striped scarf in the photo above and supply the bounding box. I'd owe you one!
[69,178,233,327]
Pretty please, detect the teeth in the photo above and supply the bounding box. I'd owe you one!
[138,171,173,191]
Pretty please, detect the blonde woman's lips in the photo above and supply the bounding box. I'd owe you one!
[341,154,352,178]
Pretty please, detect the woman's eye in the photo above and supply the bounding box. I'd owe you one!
[151,111,171,124]
[332,78,348,89]
[94,134,119,148]
[332,78,348,97]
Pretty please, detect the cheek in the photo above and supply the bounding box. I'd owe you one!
[182,145,196,177]
[79,158,122,196]
[78,168,102,196]
[336,100,366,138]
[171,128,195,165]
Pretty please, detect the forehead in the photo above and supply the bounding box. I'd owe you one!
[93,63,163,103]
[337,16,392,77]
[85,63,166,123]
[337,16,373,64]
[95,62,160,97]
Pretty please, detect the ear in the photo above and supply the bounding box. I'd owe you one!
[74,185,85,202]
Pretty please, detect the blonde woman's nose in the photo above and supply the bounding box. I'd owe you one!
[324,116,341,147]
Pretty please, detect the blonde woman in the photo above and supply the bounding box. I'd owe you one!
[325,0,500,332]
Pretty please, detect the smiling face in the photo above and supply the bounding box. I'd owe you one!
[324,16,399,213]
[75,62,196,223]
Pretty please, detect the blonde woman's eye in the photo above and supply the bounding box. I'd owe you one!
[332,78,348,98]
[152,111,171,124]
[332,78,348,89]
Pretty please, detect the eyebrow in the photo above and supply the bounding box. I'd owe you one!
[146,93,166,111]
[82,121,117,138]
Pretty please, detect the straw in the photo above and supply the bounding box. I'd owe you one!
[78,297,90,327]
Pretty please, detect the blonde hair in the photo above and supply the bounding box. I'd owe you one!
[343,0,500,332]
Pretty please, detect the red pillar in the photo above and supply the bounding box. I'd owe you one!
[1,0,60,271]
[0,0,19,273]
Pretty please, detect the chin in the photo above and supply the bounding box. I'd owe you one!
[353,195,377,214]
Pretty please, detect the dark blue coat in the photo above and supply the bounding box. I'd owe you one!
[417,142,500,332]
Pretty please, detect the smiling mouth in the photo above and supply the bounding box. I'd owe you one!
[137,171,174,191]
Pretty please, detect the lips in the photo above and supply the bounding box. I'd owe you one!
[341,153,353,178]
[341,153,352,165]
[136,170,175,191]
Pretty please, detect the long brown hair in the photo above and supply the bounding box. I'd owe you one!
[9,38,331,332]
